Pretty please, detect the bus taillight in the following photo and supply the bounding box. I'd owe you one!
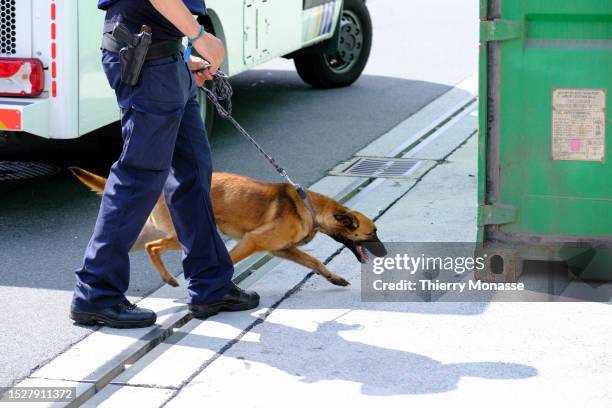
[0,58,45,97]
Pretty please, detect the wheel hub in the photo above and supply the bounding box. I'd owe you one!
[325,10,364,74]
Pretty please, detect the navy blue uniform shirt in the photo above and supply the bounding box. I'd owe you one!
[97,0,206,41]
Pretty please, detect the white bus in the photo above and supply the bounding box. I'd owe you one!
[0,0,371,140]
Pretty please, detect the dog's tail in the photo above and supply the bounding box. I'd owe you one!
[68,166,106,196]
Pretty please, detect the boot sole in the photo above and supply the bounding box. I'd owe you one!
[70,310,156,329]
[189,297,260,320]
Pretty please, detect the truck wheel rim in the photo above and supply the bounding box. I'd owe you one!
[324,10,364,74]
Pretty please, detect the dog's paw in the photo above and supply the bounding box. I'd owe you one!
[165,277,180,287]
[329,275,350,287]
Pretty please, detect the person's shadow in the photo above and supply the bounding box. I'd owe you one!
[174,317,537,396]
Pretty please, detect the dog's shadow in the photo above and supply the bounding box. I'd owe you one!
[151,317,537,396]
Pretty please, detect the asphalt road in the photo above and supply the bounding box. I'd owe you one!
[0,0,478,387]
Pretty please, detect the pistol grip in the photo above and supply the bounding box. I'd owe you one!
[112,24,136,47]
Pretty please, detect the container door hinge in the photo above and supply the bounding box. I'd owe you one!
[479,203,518,226]
[480,20,521,43]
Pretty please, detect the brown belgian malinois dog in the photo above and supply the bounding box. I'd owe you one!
[70,167,387,287]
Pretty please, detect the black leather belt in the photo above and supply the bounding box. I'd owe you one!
[101,33,182,60]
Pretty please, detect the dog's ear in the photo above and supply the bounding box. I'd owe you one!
[334,212,359,231]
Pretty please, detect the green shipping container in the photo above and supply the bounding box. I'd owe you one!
[477,0,612,281]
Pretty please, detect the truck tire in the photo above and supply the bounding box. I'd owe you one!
[294,0,372,89]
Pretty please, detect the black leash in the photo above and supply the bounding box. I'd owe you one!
[199,71,319,231]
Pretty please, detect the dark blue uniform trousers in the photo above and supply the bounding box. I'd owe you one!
[72,51,234,310]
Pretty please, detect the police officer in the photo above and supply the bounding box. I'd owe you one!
[70,0,259,328]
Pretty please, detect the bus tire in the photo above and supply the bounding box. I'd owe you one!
[294,0,372,89]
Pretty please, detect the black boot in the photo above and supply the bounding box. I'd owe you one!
[70,300,157,329]
[189,284,260,319]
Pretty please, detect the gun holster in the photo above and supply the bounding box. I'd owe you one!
[113,24,152,86]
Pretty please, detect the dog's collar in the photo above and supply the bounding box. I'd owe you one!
[295,192,319,247]
[303,194,320,232]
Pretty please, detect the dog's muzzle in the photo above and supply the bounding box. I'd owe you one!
[363,238,388,257]
[336,233,388,264]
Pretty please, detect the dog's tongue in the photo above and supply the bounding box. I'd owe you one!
[356,245,369,263]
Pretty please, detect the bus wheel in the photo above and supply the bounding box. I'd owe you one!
[294,0,372,89]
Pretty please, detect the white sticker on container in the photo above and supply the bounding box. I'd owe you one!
[552,88,606,161]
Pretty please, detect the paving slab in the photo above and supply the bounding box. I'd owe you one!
[82,385,173,408]
[407,107,478,160]
[0,378,89,408]
[382,135,478,242]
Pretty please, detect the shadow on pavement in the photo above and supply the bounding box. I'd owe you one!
[225,319,537,395]
[118,318,537,397]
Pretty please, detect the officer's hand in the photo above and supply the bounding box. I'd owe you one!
[193,33,225,75]
[187,56,212,86]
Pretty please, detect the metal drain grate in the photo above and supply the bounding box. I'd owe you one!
[339,157,421,178]
[0,161,61,182]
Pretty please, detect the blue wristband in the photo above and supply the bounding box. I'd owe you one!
[188,25,206,43]
[184,25,206,62]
